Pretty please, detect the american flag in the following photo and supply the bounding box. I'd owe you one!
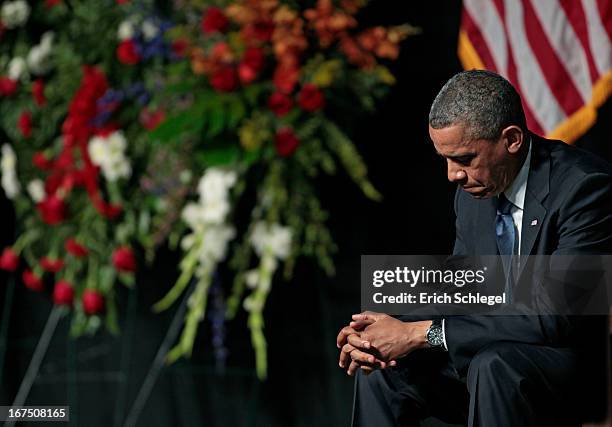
[459,0,612,143]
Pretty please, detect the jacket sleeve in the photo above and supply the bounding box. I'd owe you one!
[444,173,612,374]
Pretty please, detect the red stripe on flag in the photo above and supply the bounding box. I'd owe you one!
[597,0,612,39]
[492,0,504,19]
[523,0,585,115]
[461,8,498,71]
[559,0,600,84]
[495,0,546,136]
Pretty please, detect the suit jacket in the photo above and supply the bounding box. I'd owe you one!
[445,133,612,374]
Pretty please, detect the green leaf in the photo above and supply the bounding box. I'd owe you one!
[105,295,120,335]
[227,98,247,129]
[197,146,240,167]
[206,102,226,137]
[322,121,383,201]
[148,110,205,143]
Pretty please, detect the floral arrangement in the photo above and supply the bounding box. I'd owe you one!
[0,0,412,379]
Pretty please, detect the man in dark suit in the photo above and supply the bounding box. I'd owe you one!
[337,70,612,426]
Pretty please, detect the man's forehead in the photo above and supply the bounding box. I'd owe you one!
[429,124,477,155]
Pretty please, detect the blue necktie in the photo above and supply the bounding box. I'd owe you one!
[495,194,518,301]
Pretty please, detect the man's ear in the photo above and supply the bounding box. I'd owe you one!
[501,126,524,154]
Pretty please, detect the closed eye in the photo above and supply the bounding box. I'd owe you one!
[453,155,474,165]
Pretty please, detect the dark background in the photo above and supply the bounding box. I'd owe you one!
[1,1,610,426]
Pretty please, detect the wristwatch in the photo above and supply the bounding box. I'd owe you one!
[425,319,444,348]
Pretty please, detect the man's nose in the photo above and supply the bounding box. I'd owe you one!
[447,160,467,183]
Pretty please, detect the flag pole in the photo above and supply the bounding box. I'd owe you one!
[122,280,194,427]
[6,305,64,427]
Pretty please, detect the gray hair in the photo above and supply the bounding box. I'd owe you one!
[429,70,527,140]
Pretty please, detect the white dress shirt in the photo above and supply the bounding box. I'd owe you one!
[441,139,532,350]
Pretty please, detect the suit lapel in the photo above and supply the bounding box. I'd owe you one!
[518,135,550,277]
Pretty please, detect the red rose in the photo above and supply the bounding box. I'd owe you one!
[105,204,123,219]
[112,246,137,272]
[45,0,61,7]
[82,289,105,315]
[275,127,300,157]
[171,39,189,57]
[18,111,32,138]
[93,199,123,220]
[65,238,89,257]
[40,257,65,273]
[238,47,265,84]
[117,39,141,65]
[22,270,44,292]
[238,63,256,85]
[298,83,325,112]
[273,63,300,94]
[33,152,53,170]
[37,195,68,225]
[32,79,47,106]
[0,77,18,96]
[53,280,75,306]
[201,7,229,34]
[140,107,165,130]
[244,20,275,42]
[0,248,19,271]
[268,92,293,116]
[210,66,238,92]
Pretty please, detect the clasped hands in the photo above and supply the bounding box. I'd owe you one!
[336,311,432,376]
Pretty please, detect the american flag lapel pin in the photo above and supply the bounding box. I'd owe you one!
[530,219,538,226]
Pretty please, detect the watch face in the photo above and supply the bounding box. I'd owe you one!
[427,325,444,347]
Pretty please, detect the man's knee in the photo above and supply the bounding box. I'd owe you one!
[467,342,522,389]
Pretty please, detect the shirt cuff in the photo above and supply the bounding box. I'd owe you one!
[441,318,448,351]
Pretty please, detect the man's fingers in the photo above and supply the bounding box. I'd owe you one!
[347,360,361,376]
[336,326,359,348]
[339,343,355,368]
[352,310,385,322]
[347,360,381,376]
[349,318,375,330]
[347,333,371,350]
[349,348,380,365]
[360,365,376,375]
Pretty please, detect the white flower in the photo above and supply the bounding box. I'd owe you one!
[198,224,235,265]
[261,255,278,272]
[40,32,54,50]
[141,20,158,41]
[7,57,27,81]
[250,222,292,260]
[181,203,205,230]
[1,145,17,171]
[87,131,131,182]
[197,168,237,203]
[27,32,54,75]
[1,1,30,29]
[27,179,45,202]
[1,144,20,199]
[88,136,108,165]
[179,170,192,184]
[102,158,131,182]
[245,269,260,289]
[201,197,230,224]
[243,295,263,312]
[107,131,127,151]
[117,20,136,41]
[180,233,196,251]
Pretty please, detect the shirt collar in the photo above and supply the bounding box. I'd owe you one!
[503,137,531,210]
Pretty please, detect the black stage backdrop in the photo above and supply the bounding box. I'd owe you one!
[1,1,610,426]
